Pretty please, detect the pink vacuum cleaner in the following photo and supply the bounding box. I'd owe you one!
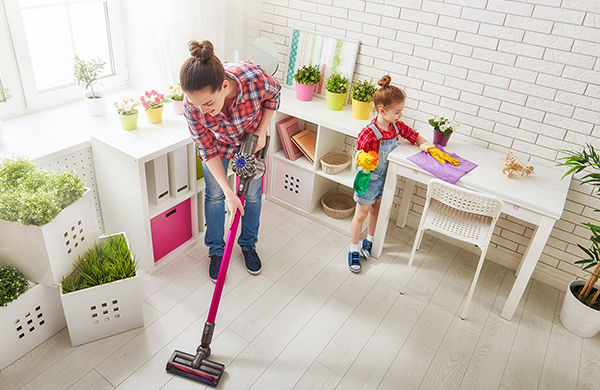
[166,133,267,387]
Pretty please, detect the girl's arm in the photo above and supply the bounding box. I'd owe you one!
[204,156,244,226]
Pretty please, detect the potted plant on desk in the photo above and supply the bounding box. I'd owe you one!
[73,55,107,117]
[140,89,170,124]
[168,82,185,115]
[350,79,377,120]
[429,117,457,147]
[294,64,321,102]
[324,71,349,111]
[114,96,141,131]
[557,143,600,338]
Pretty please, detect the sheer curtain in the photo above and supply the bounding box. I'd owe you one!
[120,0,263,91]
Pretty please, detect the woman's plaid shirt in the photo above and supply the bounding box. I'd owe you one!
[184,62,281,160]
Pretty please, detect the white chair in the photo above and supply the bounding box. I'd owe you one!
[401,178,504,319]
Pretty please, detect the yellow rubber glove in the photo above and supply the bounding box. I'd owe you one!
[419,142,461,165]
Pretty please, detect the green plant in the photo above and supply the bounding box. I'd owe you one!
[0,265,29,307]
[0,87,11,103]
[72,55,106,99]
[558,143,600,307]
[429,117,458,137]
[167,82,184,101]
[294,65,322,86]
[0,155,86,226]
[350,79,377,103]
[61,234,138,294]
[325,71,349,94]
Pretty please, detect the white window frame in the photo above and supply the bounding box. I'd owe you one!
[0,0,128,119]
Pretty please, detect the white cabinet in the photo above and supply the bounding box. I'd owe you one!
[267,89,371,233]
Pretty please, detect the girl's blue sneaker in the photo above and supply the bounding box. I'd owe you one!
[361,240,372,260]
[348,251,361,273]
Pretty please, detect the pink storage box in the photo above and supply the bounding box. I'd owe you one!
[150,198,192,262]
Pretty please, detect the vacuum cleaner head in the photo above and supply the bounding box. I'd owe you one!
[166,350,225,387]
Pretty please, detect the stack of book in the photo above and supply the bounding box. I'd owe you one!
[276,116,317,164]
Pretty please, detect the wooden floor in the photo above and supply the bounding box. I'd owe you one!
[2,199,600,390]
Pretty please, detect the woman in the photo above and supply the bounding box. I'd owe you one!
[180,40,281,282]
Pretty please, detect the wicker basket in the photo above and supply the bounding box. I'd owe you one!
[321,192,355,219]
[320,152,351,175]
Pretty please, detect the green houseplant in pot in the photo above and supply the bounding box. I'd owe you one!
[60,232,144,346]
[350,79,377,120]
[0,265,29,308]
[324,71,349,111]
[294,64,322,102]
[73,55,107,117]
[114,96,141,131]
[557,143,600,338]
[168,82,185,115]
[429,117,458,147]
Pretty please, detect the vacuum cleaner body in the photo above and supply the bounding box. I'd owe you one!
[166,133,268,386]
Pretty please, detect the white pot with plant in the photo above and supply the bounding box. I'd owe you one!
[0,265,66,370]
[0,86,11,147]
[60,232,143,346]
[0,155,99,286]
[168,82,185,115]
[557,143,600,338]
[73,55,107,117]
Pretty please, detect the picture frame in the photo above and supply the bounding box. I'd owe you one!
[284,27,360,99]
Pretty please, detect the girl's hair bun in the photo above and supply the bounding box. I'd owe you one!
[189,40,214,62]
[378,75,392,88]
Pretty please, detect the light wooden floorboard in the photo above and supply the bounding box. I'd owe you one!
[2,199,600,390]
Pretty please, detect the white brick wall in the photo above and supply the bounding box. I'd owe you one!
[260,0,600,283]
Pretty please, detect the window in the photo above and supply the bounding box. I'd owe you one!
[0,0,127,118]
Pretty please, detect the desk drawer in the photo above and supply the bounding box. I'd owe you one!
[501,201,543,225]
[395,166,430,184]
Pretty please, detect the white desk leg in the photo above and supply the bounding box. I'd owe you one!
[372,163,398,259]
[500,216,556,321]
[396,178,415,228]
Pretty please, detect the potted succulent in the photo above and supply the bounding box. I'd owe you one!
[429,117,458,147]
[140,89,170,124]
[324,71,349,111]
[168,82,185,115]
[0,264,67,370]
[557,143,600,338]
[0,87,10,147]
[73,55,107,117]
[60,232,143,346]
[350,79,377,120]
[0,155,99,286]
[114,96,141,131]
[294,64,322,101]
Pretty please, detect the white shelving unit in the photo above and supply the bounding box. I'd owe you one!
[267,88,372,233]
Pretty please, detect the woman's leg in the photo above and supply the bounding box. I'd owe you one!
[237,175,262,251]
[202,159,230,256]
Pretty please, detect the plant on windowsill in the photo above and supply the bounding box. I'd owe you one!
[0,265,29,308]
[73,55,107,117]
[429,117,458,147]
[168,82,185,115]
[324,71,349,111]
[0,87,10,147]
[114,96,141,131]
[557,143,600,338]
[140,89,170,124]
[294,64,322,102]
[350,79,377,120]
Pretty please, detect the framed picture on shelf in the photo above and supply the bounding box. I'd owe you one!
[283,27,360,99]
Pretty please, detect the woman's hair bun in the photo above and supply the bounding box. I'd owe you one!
[189,40,214,62]
[378,75,392,88]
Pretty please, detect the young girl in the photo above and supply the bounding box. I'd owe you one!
[180,40,281,281]
[348,75,459,272]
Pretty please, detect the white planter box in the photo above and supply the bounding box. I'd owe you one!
[560,280,600,338]
[0,189,99,286]
[0,284,66,370]
[60,233,144,347]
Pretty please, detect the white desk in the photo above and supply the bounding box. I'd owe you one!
[372,140,571,321]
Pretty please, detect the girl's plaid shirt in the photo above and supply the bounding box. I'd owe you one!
[184,62,281,161]
[356,118,419,154]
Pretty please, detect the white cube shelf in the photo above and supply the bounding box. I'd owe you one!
[272,157,314,211]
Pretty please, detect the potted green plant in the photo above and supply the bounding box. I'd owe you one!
[114,96,141,131]
[557,143,600,338]
[429,117,458,147]
[73,55,107,116]
[0,265,29,308]
[0,87,10,147]
[59,232,144,346]
[139,89,170,124]
[168,82,185,115]
[324,71,349,111]
[0,155,99,286]
[350,79,377,119]
[294,64,322,101]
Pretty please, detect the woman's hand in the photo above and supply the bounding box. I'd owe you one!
[225,190,244,228]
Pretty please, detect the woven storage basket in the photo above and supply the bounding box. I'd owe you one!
[321,192,355,219]
[320,152,351,175]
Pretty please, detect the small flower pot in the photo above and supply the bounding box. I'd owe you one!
[296,83,316,101]
[83,91,107,117]
[325,91,347,111]
[118,112,138,131]
[433,130,451,147]
[146,106,164,124]
[351,99,372,120]
[171,99,184,115]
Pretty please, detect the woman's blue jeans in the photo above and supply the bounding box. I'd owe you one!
[202,158,262,257]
